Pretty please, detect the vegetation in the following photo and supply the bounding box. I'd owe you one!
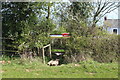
[1,1,119,78]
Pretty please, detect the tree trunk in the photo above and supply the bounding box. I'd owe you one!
[46,4,50,19]
[38,47,40,56]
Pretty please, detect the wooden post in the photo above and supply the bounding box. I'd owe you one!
[42,48,45,64]
[49,44,52,58]
[42,44,52,64]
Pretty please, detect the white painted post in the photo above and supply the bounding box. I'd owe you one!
[49,44,52,58]
[42,44,52,64]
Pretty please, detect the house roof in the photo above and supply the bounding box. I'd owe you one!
[104,19,120,28]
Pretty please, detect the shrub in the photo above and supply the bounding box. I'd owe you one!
[63,34,119,63]
[89,35,119,63]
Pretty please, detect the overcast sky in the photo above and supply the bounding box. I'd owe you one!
[106,8,118,19]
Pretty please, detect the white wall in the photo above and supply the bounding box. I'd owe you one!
[118,28,120,35]
[107,27,120,35]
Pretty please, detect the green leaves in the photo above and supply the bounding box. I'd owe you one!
[69,2,93,22]
[2,2,56,54]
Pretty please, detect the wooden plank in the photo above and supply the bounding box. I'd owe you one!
[43,44,50,49]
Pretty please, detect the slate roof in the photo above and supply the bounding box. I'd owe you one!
[104,19,120,28]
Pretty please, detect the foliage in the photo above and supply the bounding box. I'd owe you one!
[69,2,93,22]
[51,26,67,34]
[59,2,119,63]
[2,2,56,57]
[2,2,119,64]
[89,35,119,63]
[18,19,55,51]
[2,2,43,54]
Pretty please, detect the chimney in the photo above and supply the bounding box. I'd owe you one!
[104,16,107,21]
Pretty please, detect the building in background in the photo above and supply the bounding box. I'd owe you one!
[104,17,120,35]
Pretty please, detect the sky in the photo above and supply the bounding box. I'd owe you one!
[106,8,118,19]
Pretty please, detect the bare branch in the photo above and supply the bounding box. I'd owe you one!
[92,0,120,27]
[102,2,116,12]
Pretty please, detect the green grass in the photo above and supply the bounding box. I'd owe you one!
[1,58,118,78]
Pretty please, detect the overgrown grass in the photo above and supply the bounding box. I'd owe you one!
[1,58,118,78]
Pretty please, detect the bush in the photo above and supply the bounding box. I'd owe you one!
[63,34,119,63]
[89,35,119,63]
[64,36,91,63]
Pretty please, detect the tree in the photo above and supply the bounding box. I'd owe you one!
[2,2,48,56]
[91,0,120,32]
[2,2,36,56]
[69,2,93,23]
[55,2,93,62]
[65,2,93,36]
